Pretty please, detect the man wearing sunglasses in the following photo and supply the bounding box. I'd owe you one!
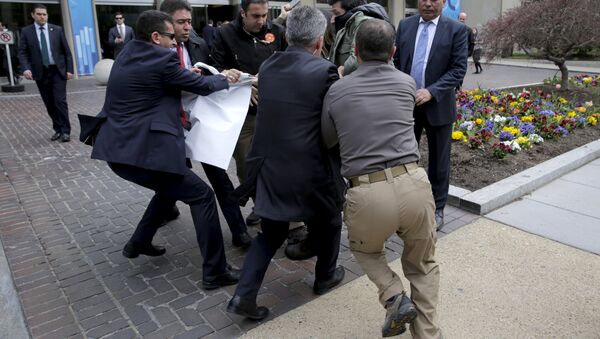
[91,10,244,290]
[108,12,134,58]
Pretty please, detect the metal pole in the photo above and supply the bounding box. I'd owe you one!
[5,44,15,86]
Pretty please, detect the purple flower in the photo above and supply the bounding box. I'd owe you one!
[485,120,495,129]
[508,116,520,126]
[499,131,514,141]
[539,110,555,116]
[554,126,569,136]
[520,122,535,135]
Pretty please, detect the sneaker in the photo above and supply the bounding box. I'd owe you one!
[382,293,417,337]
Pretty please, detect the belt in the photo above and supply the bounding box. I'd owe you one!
[349,162,418,187]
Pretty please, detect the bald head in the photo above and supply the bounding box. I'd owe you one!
[355,19,396,63]
[458,12,467,23]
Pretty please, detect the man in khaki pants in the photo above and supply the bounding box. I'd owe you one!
[321,19,441,338]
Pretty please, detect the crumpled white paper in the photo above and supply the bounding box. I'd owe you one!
[184,62,254,170]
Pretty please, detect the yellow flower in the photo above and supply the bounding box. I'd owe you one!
[452,131,465,141]
[521,116,534,122]
[567,111,577,118]
[502,126,521,136]
[558,97,568,104]
[473,95,482,101]
[553,115,563,122]
[509,101,519,108]
[518,97,525,103]
[475,118,483,125]
[583,77,593,84]
[587,116,598,126]
[516,136,529,145]
[576,106,587,113]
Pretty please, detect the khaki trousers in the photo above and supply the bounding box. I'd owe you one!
[344,166,441,339]
[233,114,256,184]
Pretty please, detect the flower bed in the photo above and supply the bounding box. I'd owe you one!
[453,85,600,159]
[544,74,600,90]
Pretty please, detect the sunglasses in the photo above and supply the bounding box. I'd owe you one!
[158,31,176,39]
[115,17,123,20]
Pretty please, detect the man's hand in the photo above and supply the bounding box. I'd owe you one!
[115,37,124,44]
[250,85,258,106]
[221,68,241,84]
[415,88,433,106]
[66,72,74,80]
[278,4,291,21]
[190,67,203,75]
[23,70,33,80]
[337,65,344,78]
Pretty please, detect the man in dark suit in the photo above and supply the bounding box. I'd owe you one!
[159,0,252,249]
[393,0,468,230]
[227,6,345,320]
[91,10,243,290]
[18,4,74,142]
[107,12,135,58]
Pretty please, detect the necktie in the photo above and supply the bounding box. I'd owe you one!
[119,25,124,39]
[175,43,189,128]
[410,21,431,89]
[39,26,50,67]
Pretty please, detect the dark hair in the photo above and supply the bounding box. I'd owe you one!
[159,0,192,15]
[355,19,396,62]
[114,12,123,18]
[327,0,366,11]
[241,0,268,12]
[135,10,173,42]
[31,4,47,13]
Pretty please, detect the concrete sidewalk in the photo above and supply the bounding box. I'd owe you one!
[244,218,600,338]
[486,58,600,74]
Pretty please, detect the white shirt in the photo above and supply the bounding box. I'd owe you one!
[34,22,55,65]
[117,24,126,38]
[412,16,439,87]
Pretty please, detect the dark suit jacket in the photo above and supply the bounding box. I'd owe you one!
[91,40,229,175]
[108,25,134,57]
[186,29,211,65]
[394,15,468,126]
[18,23,74,80]
[239,46,343,221]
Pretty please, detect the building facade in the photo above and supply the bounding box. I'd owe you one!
[0,0,521,76]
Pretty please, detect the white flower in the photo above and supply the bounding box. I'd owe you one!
[501,140,521,153]
[460,121,474,131]
[528,134,544,144]
[493,115,507,123]
[585,101,594,107]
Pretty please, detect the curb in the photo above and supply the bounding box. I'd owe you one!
[448,139,600,215]
[0,237,30,339]
[479,60,600,74]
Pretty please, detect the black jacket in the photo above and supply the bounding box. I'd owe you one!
[211,17,286,115]
[235,46,344,221]
[186,29,211,65]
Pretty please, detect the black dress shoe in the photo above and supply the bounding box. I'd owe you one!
[122,241,166,258]
[382,293,417,337]
[285,238,316,261]
[202,264,240,290]
[160,206,180,226]
[313,266,345,295]
[60,134,70,142]
[50,132,61,141]
[227,295,269,320]
[245,211,261,226]
[232,232,252,249]
[435,208,445,231]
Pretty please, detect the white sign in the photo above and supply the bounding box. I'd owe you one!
[0,31,14,45]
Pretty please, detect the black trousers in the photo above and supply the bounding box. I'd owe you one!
[201,162,247,236]
[109,162,227,278]
[35,65,70,134]
[414,119,453,211]
[234,213,342,301]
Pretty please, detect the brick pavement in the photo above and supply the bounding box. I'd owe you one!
[0,78,478,338]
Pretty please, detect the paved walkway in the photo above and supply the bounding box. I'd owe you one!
[245,218,600,338]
